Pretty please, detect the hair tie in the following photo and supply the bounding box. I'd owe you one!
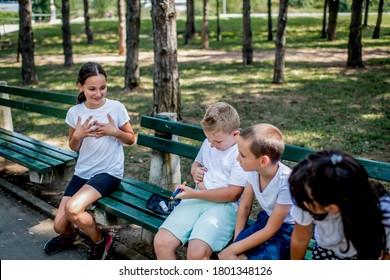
[330,154,343,165]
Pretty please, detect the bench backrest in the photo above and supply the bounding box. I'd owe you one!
[0,84,77,119]
[138,115,390,182]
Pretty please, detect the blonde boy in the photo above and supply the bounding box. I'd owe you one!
[218,123,294,260]
[154,102,247,260]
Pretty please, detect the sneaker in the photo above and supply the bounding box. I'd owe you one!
[88,231,114,260]
[43,228,79,255]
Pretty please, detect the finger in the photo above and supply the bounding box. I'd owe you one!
[83,115,93,126]
[107,114,114,122]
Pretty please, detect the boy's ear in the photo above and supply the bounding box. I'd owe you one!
[233,129,240,138]
[261,155,271,165]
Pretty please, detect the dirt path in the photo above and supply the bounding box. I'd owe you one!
[4,47,389,67]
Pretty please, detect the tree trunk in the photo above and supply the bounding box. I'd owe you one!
[83,0,94,44]
[372,0,383,39]
[267,0,273,41]
[321,0,328,38]
[216,0,221,41]
[202,0,209,49]
[19,0,39,85]
[118,0,126,55]
[61,0,73,67]
[347,0,364,68]
[184,0,195,45]
[273,0,289,84]
[328,0,339,41]
[124,0,140,91]
[151,0,181,118]
[363,0,369,27]
[242,0,253,65]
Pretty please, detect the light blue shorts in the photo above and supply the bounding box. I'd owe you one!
[160,198,237,252]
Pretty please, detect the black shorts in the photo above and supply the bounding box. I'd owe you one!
[64,173,121,197]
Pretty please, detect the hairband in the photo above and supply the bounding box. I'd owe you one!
[330,154,343,165]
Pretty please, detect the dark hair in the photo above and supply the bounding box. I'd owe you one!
[76,62,107,104]
[289,149,388,259]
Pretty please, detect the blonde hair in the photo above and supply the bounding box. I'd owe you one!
[240,123,285,163]
[200,102,240,134]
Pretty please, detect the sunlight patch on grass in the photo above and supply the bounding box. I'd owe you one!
[361,113,384,120]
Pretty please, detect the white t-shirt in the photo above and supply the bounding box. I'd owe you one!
[195,140,247,208]
[247,162,294,224]
[291,195,390,258]
[65,99,130,180]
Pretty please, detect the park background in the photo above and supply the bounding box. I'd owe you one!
[0,0,389,191]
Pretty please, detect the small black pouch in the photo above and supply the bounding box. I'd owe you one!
[146,193,181,215]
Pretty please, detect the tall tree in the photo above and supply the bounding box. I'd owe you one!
[347,0,364,68]
[124,0,140,91]
[61,0,73,67]
[151,0,181,118]
[242,0,253,65]
[321,0,328,38]
[19,0,39,85]
[118,0,126,55]
[83,0,94,44]
[363,0,369,27]
[216,0,221,41]
[328,0,339,41]
[202,0,209,49]
[372,0,384,39]
[184,0,196,45]
[267,0,273,41]
[273,0,289,84]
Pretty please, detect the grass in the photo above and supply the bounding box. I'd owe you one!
[0,15,389,187]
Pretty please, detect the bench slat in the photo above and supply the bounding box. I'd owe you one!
[0,139,66,167]
[121,176,173,197]
[0,98,68,119]
[0,147,52,173]
[0,134,76,165]
[109,191,167,220]
[140,115,206,141]
[0,128,78,159]
[94,197,163,233]
[137,133,200,159]
[0,84,76,105]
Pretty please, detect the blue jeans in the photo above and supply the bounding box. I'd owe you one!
[234,210,294,260]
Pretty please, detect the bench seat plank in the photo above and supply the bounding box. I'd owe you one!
[0,133,76,165]
[0,147,53,173]
[94,197,163,233]
[0,128,78,160]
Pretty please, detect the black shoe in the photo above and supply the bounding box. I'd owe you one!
[88,231,114,260]
[44,228,79,255]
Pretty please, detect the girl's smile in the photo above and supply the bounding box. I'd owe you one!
[77,74,107,109]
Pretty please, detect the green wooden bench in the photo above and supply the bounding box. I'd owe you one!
[0,83,78,183]
[94,115,390,259]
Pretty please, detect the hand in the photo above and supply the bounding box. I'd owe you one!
[94,114,119,138]
[197,181,207,190]
[174,185,197,200]
[73,115,99,139]
[218,246,239,260]
[192,166,208,184]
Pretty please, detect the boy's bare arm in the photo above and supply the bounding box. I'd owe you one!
[175,185,244,202]
[234,183,254,239]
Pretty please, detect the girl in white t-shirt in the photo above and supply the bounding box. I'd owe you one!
[289,149,390,260]
[43,62,135,260]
